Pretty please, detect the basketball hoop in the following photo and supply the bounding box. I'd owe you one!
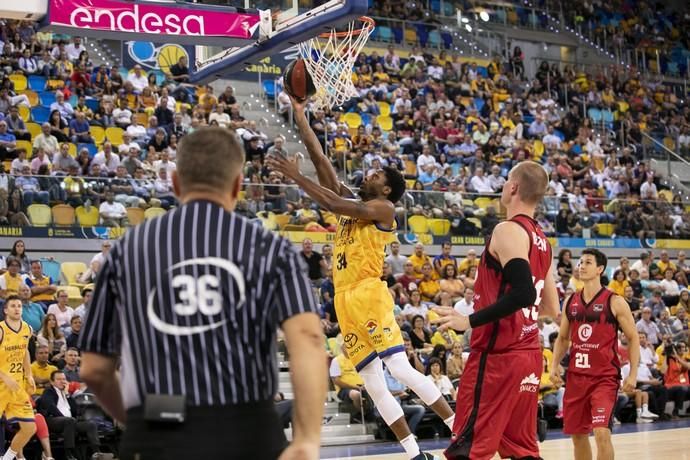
[298,16,375,110]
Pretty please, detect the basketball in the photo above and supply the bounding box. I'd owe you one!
[283,58,316,102]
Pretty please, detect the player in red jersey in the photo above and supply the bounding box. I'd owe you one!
[550,248,640,460]
[432,161,560,460]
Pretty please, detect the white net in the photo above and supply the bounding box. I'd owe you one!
[297,17,374,110]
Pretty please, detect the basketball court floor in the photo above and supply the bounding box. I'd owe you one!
[321,419,690,459]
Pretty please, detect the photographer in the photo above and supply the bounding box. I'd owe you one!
[660,341,690,418]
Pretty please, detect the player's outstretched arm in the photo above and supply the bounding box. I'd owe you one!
[550,302,570,387]
[266,155,395,225]
[290,97,346,196]
[613,295,640,392]
[539,265,560,319]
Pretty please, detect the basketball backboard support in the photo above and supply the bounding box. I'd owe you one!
[189,0,368,84]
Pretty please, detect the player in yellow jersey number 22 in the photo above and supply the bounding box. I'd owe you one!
[266,97,455,460]
[0,296,37,460]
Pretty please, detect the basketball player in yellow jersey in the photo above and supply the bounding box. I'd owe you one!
[266,98,455,460]
[0,295,37,460]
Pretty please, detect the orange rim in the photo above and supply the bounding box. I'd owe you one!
[318,16,375,39]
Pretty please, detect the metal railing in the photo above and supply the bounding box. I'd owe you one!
[640,132,690,193]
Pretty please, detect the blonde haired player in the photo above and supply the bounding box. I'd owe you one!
[0,295,37,460]
[267,97,455,460]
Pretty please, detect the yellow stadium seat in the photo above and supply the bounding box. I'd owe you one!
[467,217,482,229]
[532,139,545,159]
[133,112,148,125]
[9,74,27,91]
[462,199,475,208]
[19,90,39,107]
[404,160,417,178]
[377,115,393,131]
[404,28,418,44]
[126,207,145,226]
[75,205,99,226]
[27,204,51,226]
[61,262,87,288]
[658,189,673,203]
[405,179,416,189]
[663,137,676,151]
[26,122,42,139]
[105,127,125,146]
[617,101,629,113]
[66,142,77,157]
[377,101,391,117]
[407,215,429,234]
[343,112,362,129]
[15,140,33,156]
[90,126,106,145]
[18,105,30,122]
[273,214,291,229]
[428,219,450,236]
[51,204,75,226]
[327,337,340,356]
[596,223,614,237]
[474,197,493,210]
[145,207,167,220]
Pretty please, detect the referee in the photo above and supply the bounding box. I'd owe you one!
[79,128,327,460]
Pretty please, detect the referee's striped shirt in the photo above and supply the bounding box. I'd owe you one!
[79,199,317,407]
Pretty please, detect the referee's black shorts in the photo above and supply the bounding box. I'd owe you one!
[119,401,287,459]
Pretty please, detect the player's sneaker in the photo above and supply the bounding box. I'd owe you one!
[555,410,563,419]
[641,408,659,419]
[612,417,621,425]
[412,453,440,460]
[636,417,654,424]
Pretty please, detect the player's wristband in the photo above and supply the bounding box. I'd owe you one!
[469,258,536,328]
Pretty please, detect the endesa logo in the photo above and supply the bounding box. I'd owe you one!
[47,0,260,40]
[70,4,205,36]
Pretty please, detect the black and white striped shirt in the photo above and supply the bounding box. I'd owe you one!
[79,200,317,407]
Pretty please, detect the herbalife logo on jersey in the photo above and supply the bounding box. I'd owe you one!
[519,373,540,393]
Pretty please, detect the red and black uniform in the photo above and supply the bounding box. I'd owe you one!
[446,214,552,460]
[562,287,620,434]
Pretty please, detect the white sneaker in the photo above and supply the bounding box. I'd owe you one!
[641,409,659,419]
[613,417,621,425]
[636,417,654,424]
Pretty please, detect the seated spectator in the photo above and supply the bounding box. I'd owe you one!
[33,123,59,156]
[409,315,433,353]
[0,257,25,299]
[382,365,426,434]
[153,168,176,209]
[661,341,690,418]
[37,370,108,460]
[61,347,83,384]
[68,111,93,144]
[5,105,30,141]
[10,148,30,175]
[453,287,474,318]
[99,190,128,226]
[0,119,18,160]
[31,147,52,174]
[402,290,428,322]
[540,354,565,418]
[65,316,83,350]
[439,264,464,303]
[47,289,74,329]
[418,262,441,303]
[73,287,92,321]
[18,283,44,332]
[31,345,58,396]
[24,259,58,309]
[329,341,363,411]
[620,360,658,424]
[446,341,465,380]
[426,357,456,400]
[92,142,121,175]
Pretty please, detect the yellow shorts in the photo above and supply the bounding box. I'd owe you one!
[334,279,404,371]
[0,388,35,422]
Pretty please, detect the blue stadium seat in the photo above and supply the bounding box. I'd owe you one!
[441,32,453,49]
[40,258,61,283]
[428,30,442,48]
[416,25,429,47]
[392,27,403,44]
[28,75,46,91]
[31,106,51,124]
[85,98,100,112]
[78,143,98,157]
[474,98,485,112]
[68,95,78,107]
[430,0,441,13]
[587,108,602,123]
[376,26,393,42]
[477,66,489,78]
[39,92,56,106]
[262,80,276,100]
[553,129,565,141]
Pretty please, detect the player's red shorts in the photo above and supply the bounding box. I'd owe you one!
[445,348,542,460]
[563,373,619,435]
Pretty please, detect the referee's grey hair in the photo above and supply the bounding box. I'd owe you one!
[177,127,245,192]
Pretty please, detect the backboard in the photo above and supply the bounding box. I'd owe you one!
[190,0,369,84]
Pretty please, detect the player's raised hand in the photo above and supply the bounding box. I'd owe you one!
[266,154,301,180]
[431,306,470,331]
[549,369,563,388]
[289,94,307,114]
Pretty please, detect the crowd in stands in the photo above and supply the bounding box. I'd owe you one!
[0,239,115,459]
[316,239,690,431]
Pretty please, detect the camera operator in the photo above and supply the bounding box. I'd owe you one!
[660,341,690,418]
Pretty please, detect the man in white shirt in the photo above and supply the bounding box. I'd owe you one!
[92,142,121,174]
[99,191,127,226]
[636,308,663,347]
[385,241,408,276]
[64,36,86,61]
[454,288,474,316]
[127,65,149,93]
[33,123,59,155]
[90,241,112,268]
[153,149,177,176]
[487,165,506,192]
[542,126,562,150]
[568,186,588,213]
[416,146,437,173]
[50,91,74,121]
[469,167,493,193]
[117,132,139,156]
[640,174,658,200]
